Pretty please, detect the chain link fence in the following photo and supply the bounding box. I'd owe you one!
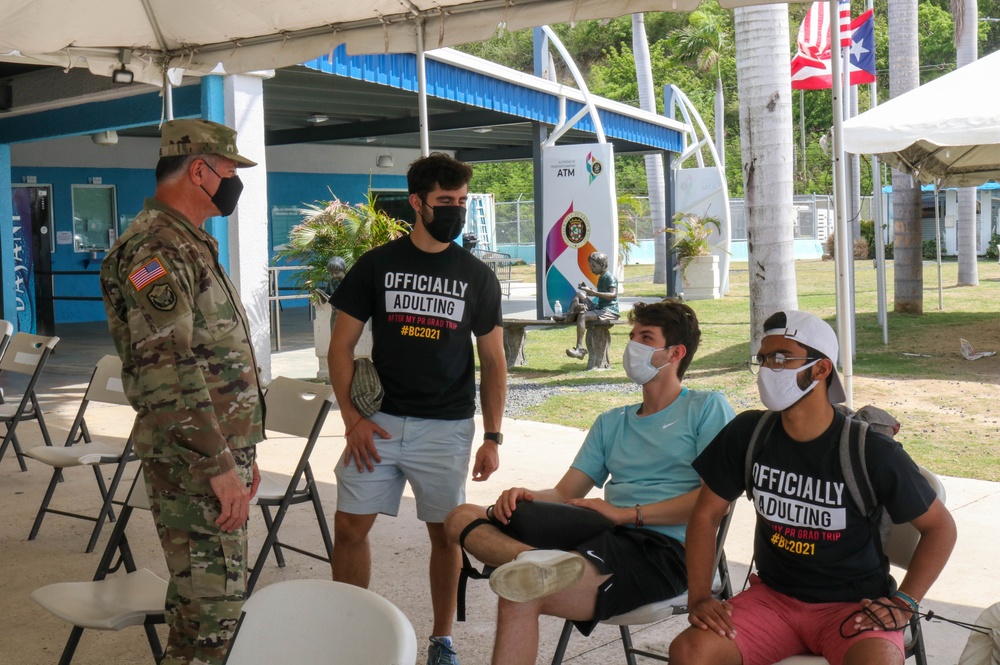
[495,195,872,246]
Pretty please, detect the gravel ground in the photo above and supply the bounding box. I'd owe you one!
[476,378,642,418]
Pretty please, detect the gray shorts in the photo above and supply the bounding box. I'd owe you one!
[334,412,475,523]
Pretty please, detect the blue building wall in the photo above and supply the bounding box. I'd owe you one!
[15,165,408,323]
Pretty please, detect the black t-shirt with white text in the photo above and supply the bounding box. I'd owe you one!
[331,235,502,420]
[693,409,936,603]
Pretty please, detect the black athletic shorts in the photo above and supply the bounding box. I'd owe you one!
[571,527,687,636]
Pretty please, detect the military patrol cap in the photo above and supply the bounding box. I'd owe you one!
[159,119,257,167]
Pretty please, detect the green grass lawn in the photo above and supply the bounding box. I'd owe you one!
[500,259,1000,482]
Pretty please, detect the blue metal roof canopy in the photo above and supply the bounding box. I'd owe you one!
[295,45,686,155]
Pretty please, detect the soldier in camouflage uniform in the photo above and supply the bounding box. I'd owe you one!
[100,119,264,665]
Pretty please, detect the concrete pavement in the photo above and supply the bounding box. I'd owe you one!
[0,312,996,664]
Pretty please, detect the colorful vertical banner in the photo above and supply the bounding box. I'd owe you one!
[11,188,36,334]
[541,143,618,317]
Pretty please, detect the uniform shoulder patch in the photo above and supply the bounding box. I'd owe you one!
[147,283,177,311]
[129,258,167,291]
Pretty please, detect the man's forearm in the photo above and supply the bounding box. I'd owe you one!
[479,356,506,433]
[329,345,360,428]
[685,512,722,604]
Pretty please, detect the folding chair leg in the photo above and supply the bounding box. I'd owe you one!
[258,505,286,568]
[620,626,639,665]
[33,395,55,447]
[143,621,165,663]
[247,503,292,595]
[28,468,63,541]
[550,620,575,665]
[86,459,129,553]
[57,626,85,665]
[92,465,119,524]
[0,428,29,471]
[305,464,334,561]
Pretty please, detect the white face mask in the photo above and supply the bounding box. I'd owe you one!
[623,341,673,385]
[756,359,820,411]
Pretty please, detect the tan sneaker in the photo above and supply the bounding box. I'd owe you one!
[489,550,585,602]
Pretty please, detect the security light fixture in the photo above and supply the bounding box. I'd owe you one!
[472,127,493,134]
[92,130,118,146]
[112,65,134,85]
[306,113,329,124]
[376,154,394,168]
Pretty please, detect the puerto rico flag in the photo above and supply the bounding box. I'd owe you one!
[791,6,876,90]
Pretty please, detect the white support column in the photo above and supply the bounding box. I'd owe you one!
[223,72,274,382]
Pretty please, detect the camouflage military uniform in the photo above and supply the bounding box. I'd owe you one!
[100,196,263,665]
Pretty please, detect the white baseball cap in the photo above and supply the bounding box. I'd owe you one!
[762,310,847,404]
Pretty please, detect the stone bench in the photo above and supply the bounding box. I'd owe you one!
[502,318,629,371]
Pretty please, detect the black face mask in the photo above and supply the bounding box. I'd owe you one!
[422,204,466,244]
[200,160,244,217]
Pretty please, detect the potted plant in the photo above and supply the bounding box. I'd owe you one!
[274,193,408,379]
[664,211,723,300]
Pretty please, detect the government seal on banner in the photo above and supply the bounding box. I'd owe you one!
[561,210,591,249]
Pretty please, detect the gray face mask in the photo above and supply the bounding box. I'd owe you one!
[623,341,673,385]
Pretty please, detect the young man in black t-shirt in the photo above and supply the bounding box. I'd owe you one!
[328,153,507,665]
[669,310,956,665]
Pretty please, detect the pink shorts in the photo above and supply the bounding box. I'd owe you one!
[730,575,905,665]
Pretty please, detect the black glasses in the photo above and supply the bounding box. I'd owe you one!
[748,352,817,374]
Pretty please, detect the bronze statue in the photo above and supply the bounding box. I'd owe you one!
[554,251,620,359]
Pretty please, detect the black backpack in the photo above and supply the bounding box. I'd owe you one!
[743,405,901,566]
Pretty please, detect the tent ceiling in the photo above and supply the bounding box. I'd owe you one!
[0,0,810,86]
[843,49,1000,187]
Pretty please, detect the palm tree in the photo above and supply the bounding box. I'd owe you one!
[666,9,728,169]
[631,13,669,284]
[954,0,980,286]
[733,4,798,352]
[888,0,923,313]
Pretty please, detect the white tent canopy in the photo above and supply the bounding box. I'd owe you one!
[843,49,1000,187]
[0,0,806,86]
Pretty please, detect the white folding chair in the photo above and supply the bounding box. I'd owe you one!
[31,474,167,665]
[223,579,417,665]
[0,331,60,470]
[25,355,137,552]
[549,502,738,665]
[0,319,13,362]
[246,377,335,594]
[773,467,945,665]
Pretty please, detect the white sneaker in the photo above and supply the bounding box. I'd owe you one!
[488,550,585,602]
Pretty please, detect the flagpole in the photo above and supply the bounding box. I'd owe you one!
[830,0,853,407]
[840,3,857,358]
[868,0,888,344]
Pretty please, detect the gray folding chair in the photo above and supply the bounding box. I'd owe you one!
[31,473,167,665]
[25,355,137,552]
[773,467,945,665]
[549,502,737,665]
[246,377,335,594]
[0,319,13,362]
[224,580,418,665]
[0,331,60,470]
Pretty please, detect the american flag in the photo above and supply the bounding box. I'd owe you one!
[839,0,852,47]
[129,258,167,291]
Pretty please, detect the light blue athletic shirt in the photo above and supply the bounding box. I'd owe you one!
[570,388,735,542]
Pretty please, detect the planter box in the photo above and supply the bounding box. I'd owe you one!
[680,255,721,301]
[314,302,373,381]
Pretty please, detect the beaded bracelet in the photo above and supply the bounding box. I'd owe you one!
[891,589,919,612]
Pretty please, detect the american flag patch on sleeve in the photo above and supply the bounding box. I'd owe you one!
[128,258,167,291]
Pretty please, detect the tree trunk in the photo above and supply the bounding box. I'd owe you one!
[955,0,980,286]
[888,0,922,313]
[632,14,668,285]
[734,4,798,352]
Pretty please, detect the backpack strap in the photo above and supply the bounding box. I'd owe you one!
[838,416,878,520]
[744,411,779,501]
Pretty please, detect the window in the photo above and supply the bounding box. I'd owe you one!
[71,185,118,253]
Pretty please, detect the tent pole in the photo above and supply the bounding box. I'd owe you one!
[829,0,853,407]
[163,69,174,121]
[416,21,430,157]
[935,184,943,310]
